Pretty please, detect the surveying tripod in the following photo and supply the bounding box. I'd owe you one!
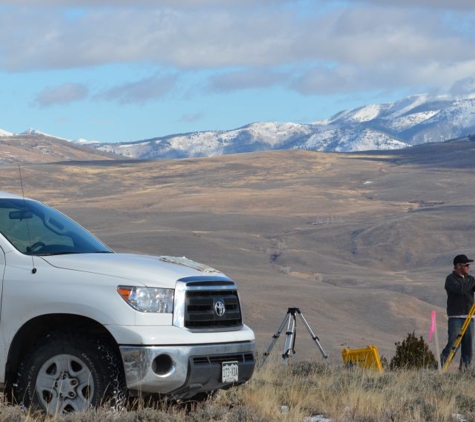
[442,302,475,372]
[259,307,328,367]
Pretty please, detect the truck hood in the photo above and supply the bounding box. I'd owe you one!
[41,253,225,288]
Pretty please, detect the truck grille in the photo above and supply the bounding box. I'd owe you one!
[193,353,255,365]
[174,277,244,331]
[185,289,242,329]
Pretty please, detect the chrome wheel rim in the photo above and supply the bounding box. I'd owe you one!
[35,354,94,414]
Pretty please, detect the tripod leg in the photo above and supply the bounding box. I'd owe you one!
[282,313,297,364]
[298,312,329,361]
[443,303,475,372]
[259,313,290,368]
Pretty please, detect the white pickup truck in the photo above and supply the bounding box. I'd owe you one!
[0,191,255,414]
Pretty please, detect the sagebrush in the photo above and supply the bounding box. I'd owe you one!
[390,331,437,370]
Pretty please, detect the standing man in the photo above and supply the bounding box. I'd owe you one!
[441,254,475,369]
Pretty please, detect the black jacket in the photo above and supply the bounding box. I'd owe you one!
[445,271,475,317]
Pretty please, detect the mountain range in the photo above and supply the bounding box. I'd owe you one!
[2,93,475,160]
[73,93,475,159]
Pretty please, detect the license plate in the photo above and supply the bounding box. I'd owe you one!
[222,361,239,383]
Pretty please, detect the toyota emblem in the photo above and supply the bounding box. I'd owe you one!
[214,300,226,317]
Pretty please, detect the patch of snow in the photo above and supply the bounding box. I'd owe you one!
[303,415,332,422]
[0,128,13,137]
[21,128,71,142]
[386,110,440,131]
[75,138,100,145]
[242,122,311,146]
[343,129,409,152]
[387,94,429,119]
[349,104,384,122]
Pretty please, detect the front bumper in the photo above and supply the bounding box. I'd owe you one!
[120,341,255,398]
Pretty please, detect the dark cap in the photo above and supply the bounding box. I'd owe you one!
[453,254,474,266]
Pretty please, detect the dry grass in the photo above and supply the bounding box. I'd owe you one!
[236,362,475,422]
[2,362,475,421]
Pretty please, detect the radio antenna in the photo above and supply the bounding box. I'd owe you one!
[18,166,37,274]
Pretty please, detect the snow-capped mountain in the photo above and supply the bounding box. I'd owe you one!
[75,138,101,145]
[21,128,72,142]
[0,127,93,144]
[0,128,13,137]
[96,94,475,159]
[3,93,475,160]
[96,121,410,160]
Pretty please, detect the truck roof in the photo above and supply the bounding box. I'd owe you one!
[0,191,29,200]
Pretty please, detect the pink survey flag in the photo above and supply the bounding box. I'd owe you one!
[428,311,436,341]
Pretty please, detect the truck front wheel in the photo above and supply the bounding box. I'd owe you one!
[15,332,127,414]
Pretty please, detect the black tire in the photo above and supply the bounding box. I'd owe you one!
[15,332,127,415]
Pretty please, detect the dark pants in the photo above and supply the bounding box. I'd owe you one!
[441,318,474,368]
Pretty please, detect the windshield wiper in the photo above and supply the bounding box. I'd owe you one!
[37,251,81,256]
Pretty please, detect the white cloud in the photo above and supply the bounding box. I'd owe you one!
[0,3,472,70]
[0,1,474,99]
[292,61,475,96]
[333,0,475,10]
[34,82,88,106]
[0,0,288,6]
[178,112,205,123]
[208,68,288,92]
[0,6,305,70]
[95,74,177,104]
[306,7,475,66]
[450,77,475,96]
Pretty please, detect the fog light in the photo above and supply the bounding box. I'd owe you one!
[152,354,174,376]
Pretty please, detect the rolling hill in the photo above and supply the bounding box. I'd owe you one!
[0,132,123,164]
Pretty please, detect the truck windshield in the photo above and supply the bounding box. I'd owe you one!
[0,198,112,256]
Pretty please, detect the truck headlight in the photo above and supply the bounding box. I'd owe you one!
[117,286,174,313]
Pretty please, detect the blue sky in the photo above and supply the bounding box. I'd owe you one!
[1,0,475,143]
